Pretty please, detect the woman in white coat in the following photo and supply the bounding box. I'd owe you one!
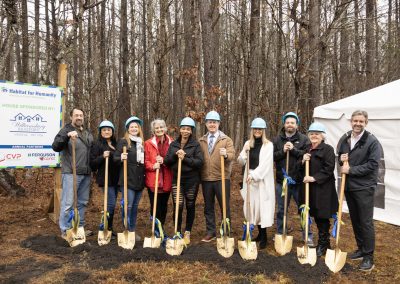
[238,118,275,249]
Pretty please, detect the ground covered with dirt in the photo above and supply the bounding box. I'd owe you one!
[1,166,399,283]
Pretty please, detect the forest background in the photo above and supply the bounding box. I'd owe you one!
[1,0,399,146]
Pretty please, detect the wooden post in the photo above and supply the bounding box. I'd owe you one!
[48,64,67,224]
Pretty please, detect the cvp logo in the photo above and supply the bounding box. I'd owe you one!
[0,153,23,163]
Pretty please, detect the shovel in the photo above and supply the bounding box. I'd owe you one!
[238,151,257,260]
[297,159,317,266]
[118,146,135,249]
[325,161,348,273]
[65,138,86,247]
[166,158,185,255]
[216,155,235,258]
[98,156,112,246]
[143,168,162,248]
[275,151,293,255]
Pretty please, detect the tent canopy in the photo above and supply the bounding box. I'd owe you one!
[314,80,400,120]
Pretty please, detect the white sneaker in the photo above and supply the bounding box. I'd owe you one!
[184,231,191,245]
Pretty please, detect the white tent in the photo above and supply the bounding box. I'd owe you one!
[313,79,400,226]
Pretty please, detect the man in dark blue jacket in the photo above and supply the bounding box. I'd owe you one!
[273,112,312,245]
[337,110,380,272]
[52,108,93,240]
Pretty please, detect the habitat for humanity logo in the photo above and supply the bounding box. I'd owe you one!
[28,152,56,161]
[9,113,47,133]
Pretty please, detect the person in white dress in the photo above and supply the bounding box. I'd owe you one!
[238,118,275,249]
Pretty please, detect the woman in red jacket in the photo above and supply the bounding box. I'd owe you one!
[144,119,173,229]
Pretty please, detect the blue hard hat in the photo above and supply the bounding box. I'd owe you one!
[98,120,115,131]
[125,116,143,128]
[250,118,267,129]
[282,112,300,124]
[308,122,326,133]
[205,111,221,121]
[180,117,196,128]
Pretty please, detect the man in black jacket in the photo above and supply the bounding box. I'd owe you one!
[337,110,380,272]
[52,108,93,240]
[273,112,313,245]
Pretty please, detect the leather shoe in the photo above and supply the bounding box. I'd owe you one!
[349,249,363,260]
[359,257,374,271]
[201,235,216,242]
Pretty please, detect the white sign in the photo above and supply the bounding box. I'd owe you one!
[0,81,62,168]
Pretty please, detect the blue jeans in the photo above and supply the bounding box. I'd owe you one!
[121,188,143,232]
[59,174,91,233]
[101,186,118,230]
[276,182,313,239]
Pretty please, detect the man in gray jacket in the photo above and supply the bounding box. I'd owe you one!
[52,108,93,239]
[337,110,381,272]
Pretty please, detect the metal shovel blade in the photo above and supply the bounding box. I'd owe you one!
[325,248,347,273]
[216,237,235,258]
[66,227,86,247]
[274,234,293,256]
[166,238,185,256]
[98,229,112,246]
[297,245,317,266]
[238,240,257,260]
[143,236,161,248]
[118,230,135,249]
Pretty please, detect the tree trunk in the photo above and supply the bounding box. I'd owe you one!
[365,0,376,89]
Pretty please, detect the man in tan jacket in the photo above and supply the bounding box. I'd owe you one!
[199,111,235,242]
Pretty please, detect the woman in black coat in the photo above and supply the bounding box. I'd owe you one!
[90,120,120,232]
[113,116,145,233]
[301,122,339,257]
[164,117,204,245]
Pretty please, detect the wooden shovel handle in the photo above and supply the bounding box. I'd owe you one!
[304,160,310,247]
[123,146,128,230]
[335,161,348,247]
[71,139,78,211]
[282,151,289,236]
[245,150,251,224]
[104,156,109,228]
[174,158,182,234]
[151,168,160,237]
[221,155,227,236]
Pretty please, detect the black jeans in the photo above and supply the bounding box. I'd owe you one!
[345,187,375,257]
[147,188,170,226]
[171,180,199,233]
[202,180,231,237]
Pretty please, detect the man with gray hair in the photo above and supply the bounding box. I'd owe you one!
[337,110,381,271]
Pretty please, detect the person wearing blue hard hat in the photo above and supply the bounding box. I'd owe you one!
[113,116,145,239]
[238,118,275,249]
[199,111,235,242]
[165,117,204,245]
[273,111,313,246]
[90,120,120,236]
[52,107,94,240]
[337,110,381,271]
[301,121,338,257]
[144,119,174,236]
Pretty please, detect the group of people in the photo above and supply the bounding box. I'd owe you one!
[52,108,380,271]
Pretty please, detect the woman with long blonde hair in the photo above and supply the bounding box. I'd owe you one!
[113,116,145,237]
[238,118,275,249]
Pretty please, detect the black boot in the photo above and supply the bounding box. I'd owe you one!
[252,225,262,242]
[259,227,267,249]
[316,232,330,257]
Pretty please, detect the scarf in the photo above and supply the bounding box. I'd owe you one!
[129,135,144,164]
